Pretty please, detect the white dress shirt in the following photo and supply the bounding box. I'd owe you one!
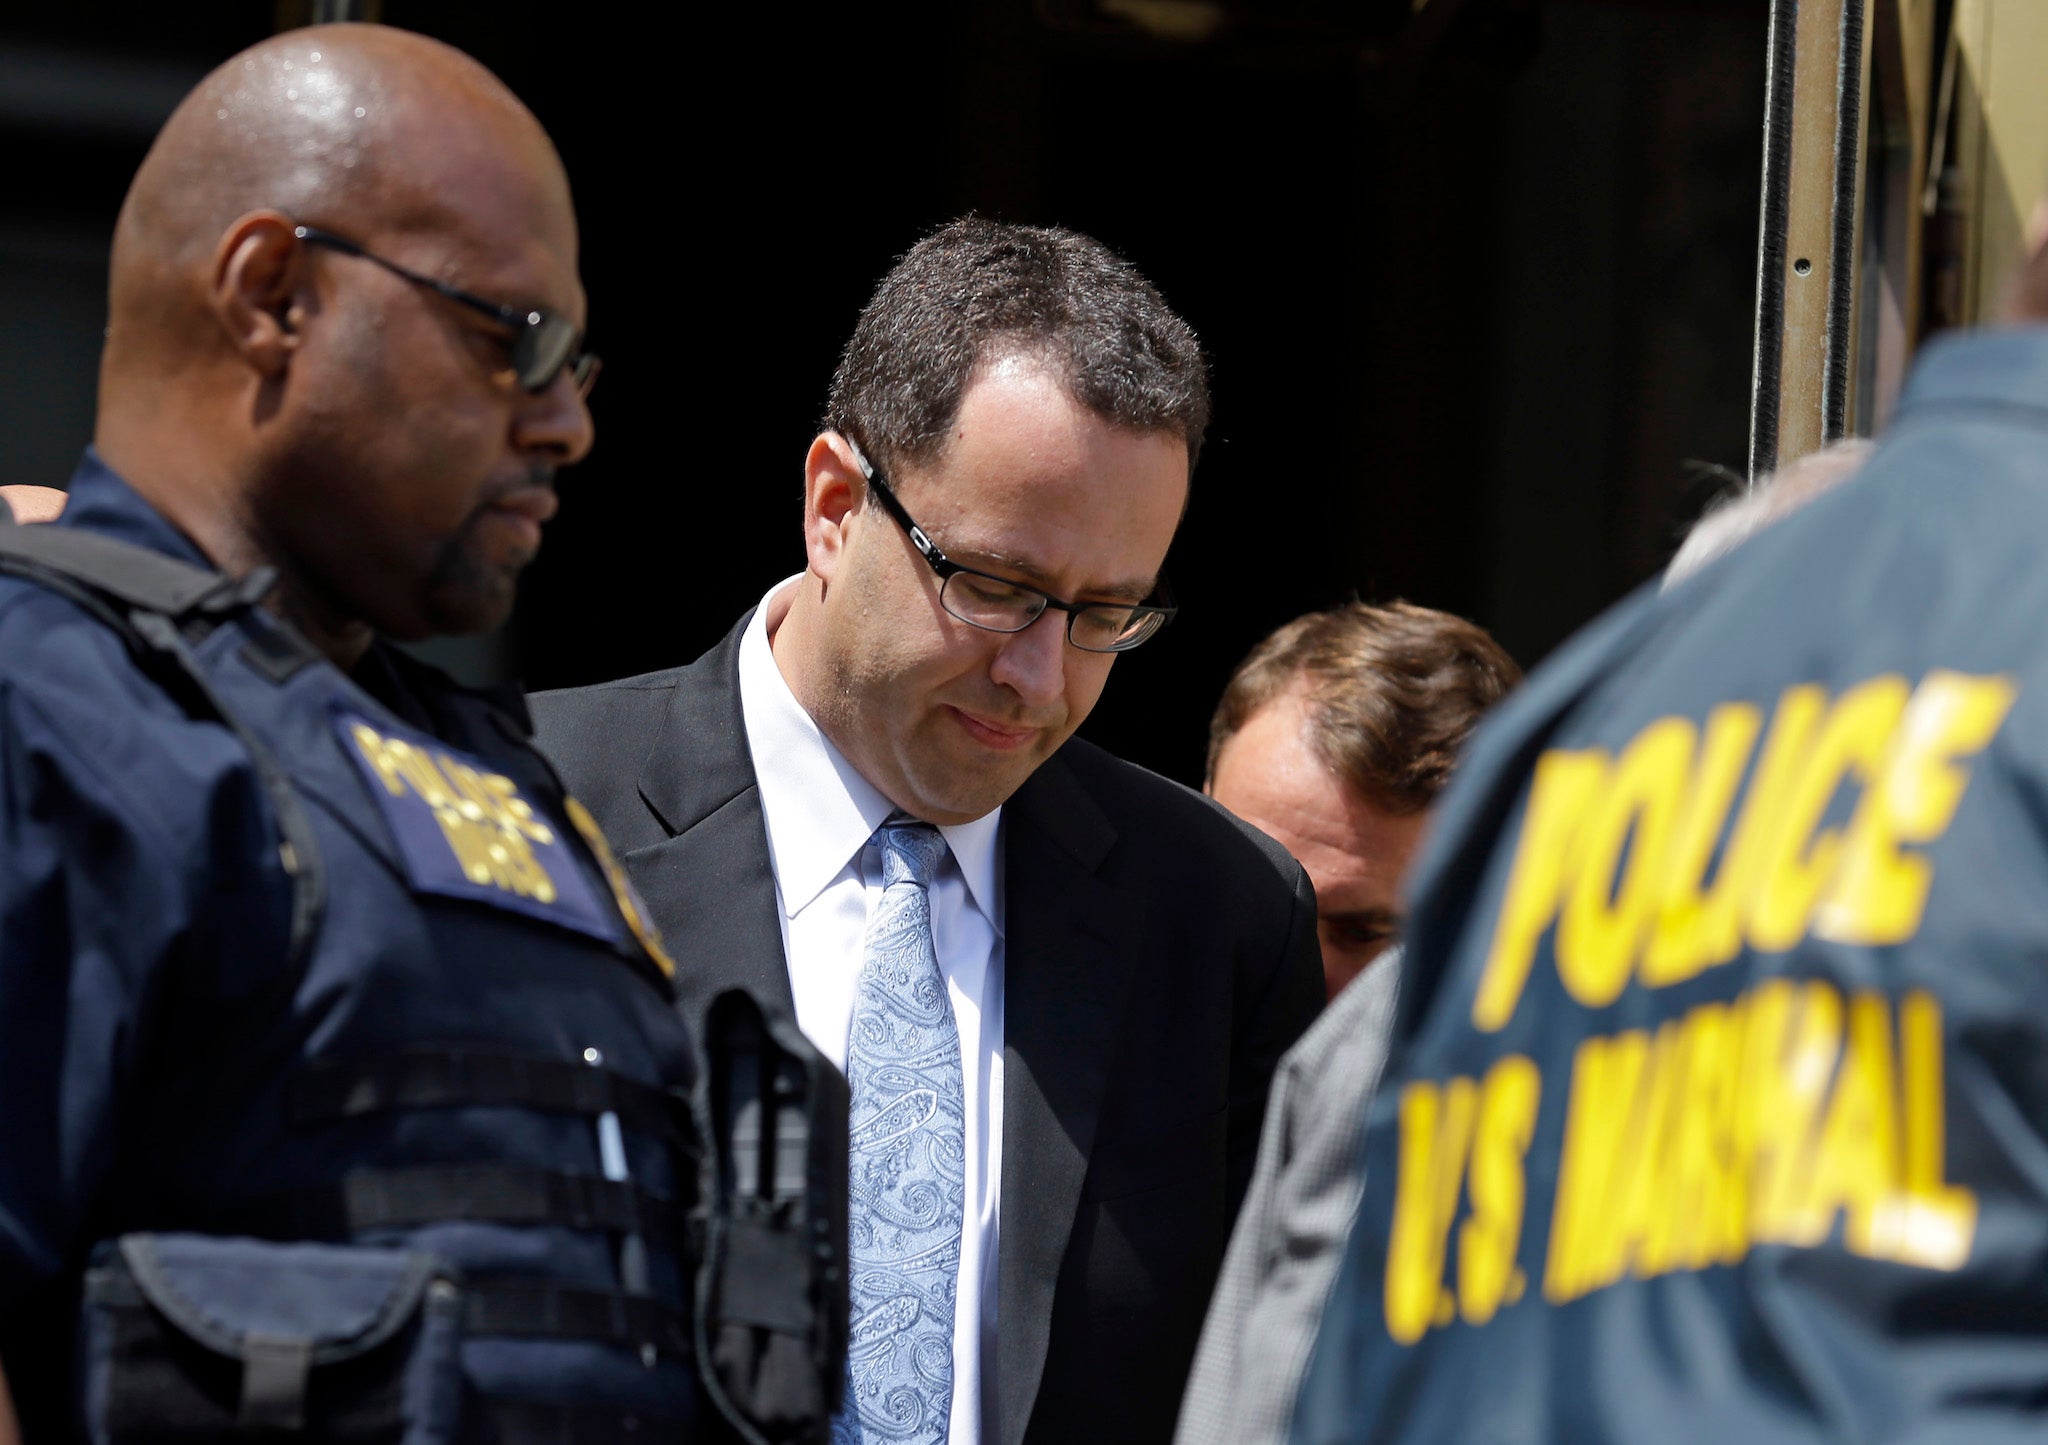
[737,578,1005,1445]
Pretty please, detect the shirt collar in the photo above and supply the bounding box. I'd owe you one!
[57,447,214,566]
[736,576,1005,932]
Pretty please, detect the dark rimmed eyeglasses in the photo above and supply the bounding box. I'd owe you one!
[845,438,1177,654]
[292,224,599,396]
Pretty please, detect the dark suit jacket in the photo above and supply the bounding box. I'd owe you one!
[532,615,1324,1445]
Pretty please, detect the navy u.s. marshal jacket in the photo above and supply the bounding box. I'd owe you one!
[1295,326,2048,1444]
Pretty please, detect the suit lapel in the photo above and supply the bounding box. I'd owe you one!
[997,752,1145,1445]
[620,614,795,1020]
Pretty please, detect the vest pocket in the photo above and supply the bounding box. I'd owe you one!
[79,1233,462,1443]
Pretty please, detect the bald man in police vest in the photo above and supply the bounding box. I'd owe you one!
[0,25,727,1439]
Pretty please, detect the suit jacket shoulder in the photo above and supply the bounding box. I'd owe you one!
[1038,734,1308,901]
[528,617,793,1020]
[530,614,757,857]
[530,665,689,849]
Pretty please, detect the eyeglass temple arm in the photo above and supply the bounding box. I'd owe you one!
[840,436,942,553]
[295,225,529,331]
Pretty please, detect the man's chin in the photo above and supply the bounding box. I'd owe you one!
[419,571,520,640]
[905,754,1042,824]
[413,540,527,638]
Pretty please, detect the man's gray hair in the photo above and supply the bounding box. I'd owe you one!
[1664,438,1877,588]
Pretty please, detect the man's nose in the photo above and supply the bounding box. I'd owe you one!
[513,371,596,465]
[990,608,1068,707]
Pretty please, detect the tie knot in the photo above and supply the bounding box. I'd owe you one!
[876,820,946,890]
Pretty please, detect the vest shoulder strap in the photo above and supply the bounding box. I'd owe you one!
[0,524,233,617]
[0,521,326,966]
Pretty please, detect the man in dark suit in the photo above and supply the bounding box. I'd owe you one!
[534,219,1323,1445]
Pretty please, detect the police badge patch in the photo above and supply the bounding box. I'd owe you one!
[336,708,622,946]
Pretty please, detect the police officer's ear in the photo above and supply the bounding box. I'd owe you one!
[802,431,869,586]
[208,211,308,378]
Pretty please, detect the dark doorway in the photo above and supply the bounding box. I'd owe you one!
[1,0,1767,786]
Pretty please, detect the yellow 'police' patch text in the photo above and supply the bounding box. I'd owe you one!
[1471,670,2014,1032]
[350,722,560,904]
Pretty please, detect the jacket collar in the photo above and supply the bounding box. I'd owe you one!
[1896,325,2048,419]
[622,613,795,1017]
[636,612,760,838]
[59,448,216,567]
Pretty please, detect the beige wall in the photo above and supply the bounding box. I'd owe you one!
[1954,0,2048,322]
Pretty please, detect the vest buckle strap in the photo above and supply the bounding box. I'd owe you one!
[463,1278,691,1363]
[245,1165,684,1255]
[289,1045,691,1148]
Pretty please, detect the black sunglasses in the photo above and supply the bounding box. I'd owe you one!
[292,225,599,395]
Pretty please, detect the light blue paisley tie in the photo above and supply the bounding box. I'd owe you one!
[834,820,964,1445]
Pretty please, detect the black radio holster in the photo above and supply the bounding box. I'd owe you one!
[696,988,852,1445]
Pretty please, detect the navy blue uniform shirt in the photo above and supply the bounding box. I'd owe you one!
[0,454,701,1431]
[1295,327,2048,1444]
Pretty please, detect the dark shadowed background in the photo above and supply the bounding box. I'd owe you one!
[0,0,1766,786]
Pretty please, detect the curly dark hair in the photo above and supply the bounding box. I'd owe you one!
[1207,602,1522,815]
[824,217,1210,475]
